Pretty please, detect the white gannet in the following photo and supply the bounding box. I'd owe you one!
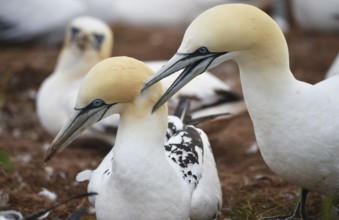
[44,56,222,220]
[36,16,244,145]
[143,3,339,219]
[36,16,116,144]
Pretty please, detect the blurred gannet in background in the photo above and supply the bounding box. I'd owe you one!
[291,0,339,32]
[44,56,222,220]
[36,16,115,144]
[36,16,244,145]
[144,3,339,219]
[0,0,284,44]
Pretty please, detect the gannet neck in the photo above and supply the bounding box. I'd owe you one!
[54,48,102,75]
[114,86,168,160]
[235,47,295,100]
[96,86,191,220]
[116,101,168,154]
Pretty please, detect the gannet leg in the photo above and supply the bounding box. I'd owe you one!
[260,188,308,220]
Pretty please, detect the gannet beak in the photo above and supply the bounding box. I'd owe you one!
[75,33,89,50]
[143,50,227,112]
[44,104,113,162]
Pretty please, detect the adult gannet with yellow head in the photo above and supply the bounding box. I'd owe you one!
[36,16,113,142]
[44,56,222,220]
[143,3,339,219]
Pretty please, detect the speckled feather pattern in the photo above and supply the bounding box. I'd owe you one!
[165,116,203,188]
[78,115,205,208]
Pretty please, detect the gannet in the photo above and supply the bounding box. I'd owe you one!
[36,16,115,144]
[44,56,222,220]
[143,3,339,219]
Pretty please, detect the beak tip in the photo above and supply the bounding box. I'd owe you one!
[141,85,148,94]
[43,153,51,163]
[142,79,154,92]
[152,99,165,113]
[44,145,57,163]
[151,106,157,114]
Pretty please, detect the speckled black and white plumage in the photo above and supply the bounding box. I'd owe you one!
[165,116,203,188]
[77,114,222,220]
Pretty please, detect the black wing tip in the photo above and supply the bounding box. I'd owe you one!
[173,97,191,120]
[188,112,231,125]
[215,89,243,102]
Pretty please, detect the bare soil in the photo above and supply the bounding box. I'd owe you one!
[0,24,338,220]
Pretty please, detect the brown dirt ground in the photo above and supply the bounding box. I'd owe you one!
[0,22,338,220]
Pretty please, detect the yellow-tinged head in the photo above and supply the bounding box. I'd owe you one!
[179,4,287,55]
[44,56,164,162]
[77,56,163,108]
[63,16,113,59]
[144,4,289,112]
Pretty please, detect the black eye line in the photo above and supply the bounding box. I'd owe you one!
[177,46,225,58]
[71,27,80,35]
[74,101,115,113]
[71,26,80,42]
[92,33,105,51]
[93,33,104,42]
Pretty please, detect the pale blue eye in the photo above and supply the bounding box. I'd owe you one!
[92,99,104,107]
[198,47,209,54]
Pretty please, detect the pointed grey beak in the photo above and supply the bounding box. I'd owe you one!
[143,49,227,112]
[44,104,113,162]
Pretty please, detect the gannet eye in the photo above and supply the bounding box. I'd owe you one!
[71,27,80,36]
[198,47,209,55]
[91,99,105,107]
[93,33,105,45]
[75,99,109,112]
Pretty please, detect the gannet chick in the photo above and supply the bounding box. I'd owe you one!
[36,16,114,143]
[44,56,222,220]
[143,3,339,219]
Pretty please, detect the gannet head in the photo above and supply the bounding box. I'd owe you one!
[63,16,113,59]
[143,3,287,112]
[44,56,163,162]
